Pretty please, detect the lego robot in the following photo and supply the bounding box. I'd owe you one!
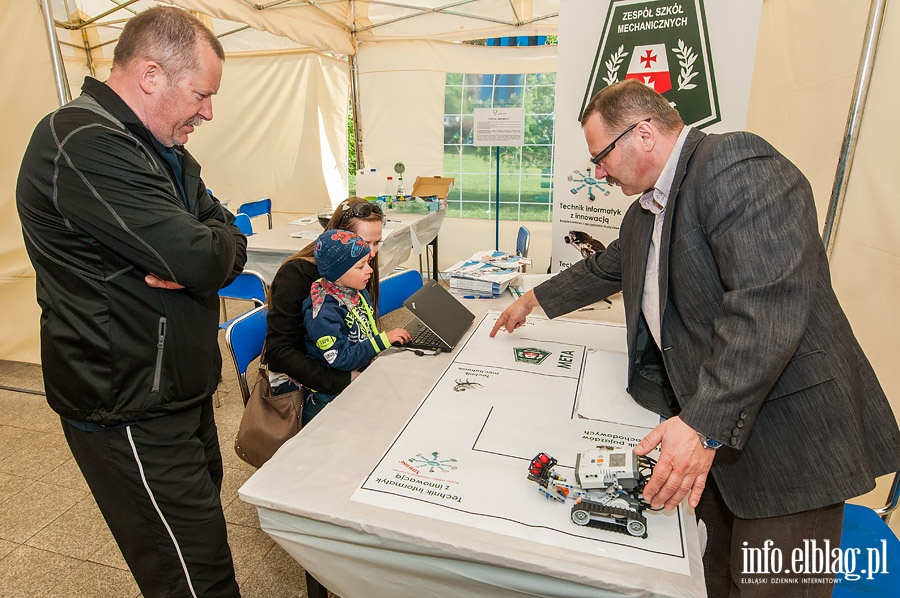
[527,447,656,538]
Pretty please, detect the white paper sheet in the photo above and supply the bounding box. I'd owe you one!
[288,230,321,240]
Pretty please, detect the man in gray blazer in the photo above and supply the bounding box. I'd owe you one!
[492,79,900,595]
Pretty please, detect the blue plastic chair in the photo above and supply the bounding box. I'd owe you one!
[233,213,254,236]
[833,472,899,595]
[238,198,273,230]
[224,305,269,405]
[516,225,531,272]
[219,270,267,326]
[378,269,423,315]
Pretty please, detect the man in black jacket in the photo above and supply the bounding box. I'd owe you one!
[17,7,245,596]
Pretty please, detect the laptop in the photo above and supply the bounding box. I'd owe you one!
[400,280,476,352]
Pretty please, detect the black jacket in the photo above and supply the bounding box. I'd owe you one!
[264,257,352,394]
[16,77,247,424]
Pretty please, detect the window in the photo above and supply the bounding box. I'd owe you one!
[443,72,556,221]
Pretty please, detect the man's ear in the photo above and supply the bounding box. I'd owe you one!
[637,121,656,151]
[137,61,163,94]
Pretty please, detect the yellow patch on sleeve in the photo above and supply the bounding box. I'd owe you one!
[316,336,336,350]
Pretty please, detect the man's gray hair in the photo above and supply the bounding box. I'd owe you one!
[112,6,224,84]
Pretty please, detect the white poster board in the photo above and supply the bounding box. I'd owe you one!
[473,107,526,147]
[352,312,695,576]
[551,0,762,272]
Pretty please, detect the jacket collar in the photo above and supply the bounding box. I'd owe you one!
[667,127,706,205]
[81,77,201,211]
[655,127,707,331]
[82,77,164,151]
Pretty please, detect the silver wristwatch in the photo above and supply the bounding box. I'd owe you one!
[697,432,723,450]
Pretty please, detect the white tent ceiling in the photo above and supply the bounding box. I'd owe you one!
[50,0,559,59]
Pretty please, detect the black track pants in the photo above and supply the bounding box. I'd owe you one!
[63,399,240,597]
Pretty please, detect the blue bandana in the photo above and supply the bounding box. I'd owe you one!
[314,229,371,282]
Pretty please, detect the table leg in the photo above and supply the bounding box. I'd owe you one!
[430,235,439,281]
[305,571,328,598]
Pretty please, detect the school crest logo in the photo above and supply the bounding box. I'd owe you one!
[581,0,720,129]
[514,347,551,365]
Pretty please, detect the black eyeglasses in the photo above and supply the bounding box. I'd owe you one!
[589,117,651,165]
[337,200,383,227]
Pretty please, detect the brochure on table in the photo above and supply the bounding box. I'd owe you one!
[446,250,529,280]
[352,312,693,576]
[445,250,528,297]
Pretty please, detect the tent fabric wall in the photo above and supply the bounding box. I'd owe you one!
[746,0,870,227]
[356,40,557,190]
[0,0,62,363]
[185,51,350,213]
[826,1,900,448]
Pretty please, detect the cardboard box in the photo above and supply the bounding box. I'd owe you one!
[411,176,454,199]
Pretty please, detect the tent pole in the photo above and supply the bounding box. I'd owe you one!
[81,28,96,77]
[350,53,365,170]
[822,0,886,258]
[39,0,72,106]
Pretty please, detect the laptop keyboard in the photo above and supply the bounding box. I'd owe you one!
[409,326,442,348]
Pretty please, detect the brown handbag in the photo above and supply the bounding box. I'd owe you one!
[234,365,303,468]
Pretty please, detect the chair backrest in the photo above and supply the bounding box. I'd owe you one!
[877,471,900,520]
[836,502,900,594]
[832,470,900,595]
[234,213,254,236]
[238,198,273,229]
[516,225,531,272]
[516,225,531,258]
[378,269,424,315]
[224,305,269,404]
[219,270,268,305]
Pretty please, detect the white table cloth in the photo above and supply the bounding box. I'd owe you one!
[245,208,445,283]
[238,292,706,598]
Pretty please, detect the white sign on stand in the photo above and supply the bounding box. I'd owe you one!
[473,107,526,249]
[473,108,525,147]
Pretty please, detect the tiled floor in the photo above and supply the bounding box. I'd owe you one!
[0,322,317,597]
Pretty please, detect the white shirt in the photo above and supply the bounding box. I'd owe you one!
[639,126,691,349]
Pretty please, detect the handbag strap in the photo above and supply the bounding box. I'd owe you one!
[255,338,304,392]
[259,340,269,376]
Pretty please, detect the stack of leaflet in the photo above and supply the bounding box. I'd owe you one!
[445,251,529,298]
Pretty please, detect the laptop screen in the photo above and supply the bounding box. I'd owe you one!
[403,280,476,349]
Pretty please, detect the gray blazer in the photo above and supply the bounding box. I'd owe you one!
[537,128,900,519]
